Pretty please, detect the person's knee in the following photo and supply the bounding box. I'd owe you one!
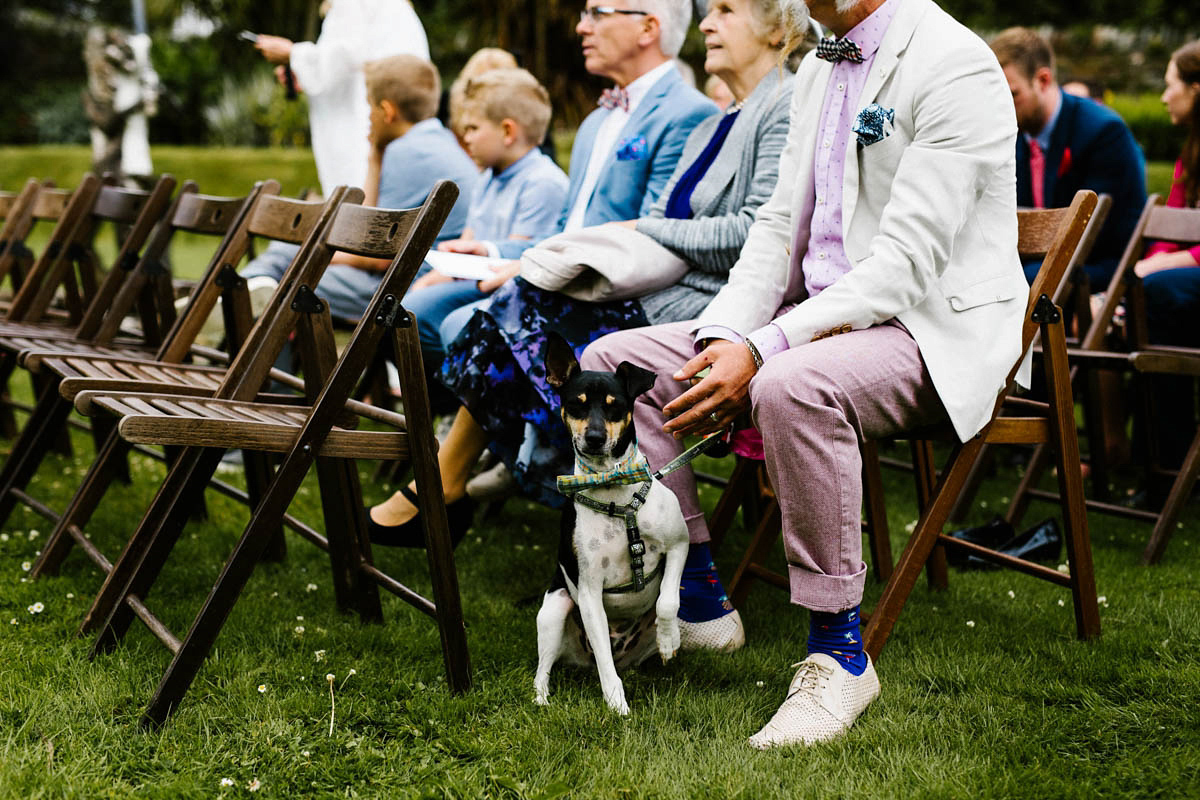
[751,355,841,423]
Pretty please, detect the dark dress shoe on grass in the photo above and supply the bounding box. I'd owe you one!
[366,486,475,549]
[965,517,1062,569]
[947,515,1015,568]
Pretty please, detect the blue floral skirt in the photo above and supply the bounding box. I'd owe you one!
[438,278,648,507]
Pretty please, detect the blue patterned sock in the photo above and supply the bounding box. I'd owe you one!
[807,606,868,676]
[678,542,734,623]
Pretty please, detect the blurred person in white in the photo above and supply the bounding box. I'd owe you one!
[253,0,430,195]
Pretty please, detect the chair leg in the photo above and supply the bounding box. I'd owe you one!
[393,322,471,694]
[141,451,318,727]
[1140,429,1200,565]
[30,371,73,456]
[0,382,71,526]
[1041,307,1100,641]
[89,414,131,484]
[947,442,992,523]
[243,449,286,563]
[31,433,132,578]
[314,455,382,621]
[860,441,893,581]
[85,447,223,643]
[864,439,981,661]
[911,439,948,591]
[727,499,783,608]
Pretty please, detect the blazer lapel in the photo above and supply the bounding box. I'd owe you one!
[594,69,680,184]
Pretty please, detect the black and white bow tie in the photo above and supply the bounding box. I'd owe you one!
[815,36,864,64]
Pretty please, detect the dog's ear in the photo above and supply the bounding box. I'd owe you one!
[544,330,580,390]
[616,361,656,400]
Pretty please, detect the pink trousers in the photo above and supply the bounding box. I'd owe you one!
[581,318,948,612]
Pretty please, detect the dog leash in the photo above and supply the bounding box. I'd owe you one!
[558,432,728,593]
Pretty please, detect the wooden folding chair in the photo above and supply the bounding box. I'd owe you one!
[705,192,1100,657]
[0,180,67,305]
[0,182,275,535]
[21,184,348,577]
[862,189,1101,658]
[59,182,465,725]
[1013,199,1200,564]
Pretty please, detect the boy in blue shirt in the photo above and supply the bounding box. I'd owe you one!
[404,67,568,368]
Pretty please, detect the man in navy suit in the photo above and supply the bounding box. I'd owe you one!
[992,27,1147,287]
[444,0,717,263]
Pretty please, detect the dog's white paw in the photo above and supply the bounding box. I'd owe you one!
[657,618,680,662]
[534,692,550,706]
[534,677,550,705]
[603,687,630,716]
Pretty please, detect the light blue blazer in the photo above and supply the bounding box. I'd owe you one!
[495,67,716,259]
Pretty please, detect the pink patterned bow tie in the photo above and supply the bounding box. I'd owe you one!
[598,87,630,112]
[815,36,864,64]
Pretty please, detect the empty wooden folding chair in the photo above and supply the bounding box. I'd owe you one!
[57,182,465,725]
[0,181,277,540]
[21,184,353,577]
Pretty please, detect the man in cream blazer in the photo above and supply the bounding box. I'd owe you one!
[583,0,1026,748]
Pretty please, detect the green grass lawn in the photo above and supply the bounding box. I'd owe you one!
[0,145,1197,797]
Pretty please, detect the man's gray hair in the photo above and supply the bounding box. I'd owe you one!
[633,0,692,58]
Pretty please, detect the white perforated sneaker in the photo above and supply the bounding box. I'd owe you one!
[748,653,880,749]
[677,609,745,652]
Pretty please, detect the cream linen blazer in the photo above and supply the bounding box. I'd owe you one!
[695,0,1029,441]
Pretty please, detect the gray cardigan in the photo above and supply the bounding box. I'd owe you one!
[637,66,795,324]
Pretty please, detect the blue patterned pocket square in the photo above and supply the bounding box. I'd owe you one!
[853,103,895,148]
[616,135,648,161]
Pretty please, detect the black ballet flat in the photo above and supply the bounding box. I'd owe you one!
[946,515,1015,568]
[366,486,475,549]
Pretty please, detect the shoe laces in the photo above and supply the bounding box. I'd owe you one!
[786,659,833,699]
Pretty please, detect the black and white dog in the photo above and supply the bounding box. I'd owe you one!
[534,333,689,715]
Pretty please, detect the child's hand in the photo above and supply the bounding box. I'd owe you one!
[478,261,520,293]
[439,239,489,256]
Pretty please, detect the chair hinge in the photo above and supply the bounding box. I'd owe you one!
[291,284,325,314]
[215,264,243,289]
[373,294,411,328]
[1031,294,1060,324]
[118,252,140,271]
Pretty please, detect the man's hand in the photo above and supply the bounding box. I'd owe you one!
[662,339,756,439]
[257,35,294,64]
[478,260,520,293]
[439,239,489,256]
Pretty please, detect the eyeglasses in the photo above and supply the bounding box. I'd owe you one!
[579,6,649,24]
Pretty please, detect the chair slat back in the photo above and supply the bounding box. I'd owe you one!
[11,175,177,329]
[247,193,328,244]
[295,181,459,440]
[323,205,421,258]
[0,180,41,273]
[205,186,360,399]
[1019,190,1098,354]
[0,191,16,219]
[30,187,74,220]
[1140,204,1200,245]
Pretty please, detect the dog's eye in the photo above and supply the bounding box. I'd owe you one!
[605,394,616,406]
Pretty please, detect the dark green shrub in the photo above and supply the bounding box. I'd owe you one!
[1111,93,1185,163]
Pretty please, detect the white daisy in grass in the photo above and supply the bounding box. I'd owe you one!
[27,602,44,614]
[1057,598,1065,607]
[294,626,305,635]
[66,593,74,599]
[28,529,38,540]
[296,615,304,621]
[965,620,976,628]
[257,684,267,693]
[247,778,261,792]
[9,618,17,625]
[348,668,357,676]
[219,777,234,787]
[21,561,31,572]
[1007,590,1016,599]
[0,533,9,542]
[315,650,326,662]
[302,750,310,757]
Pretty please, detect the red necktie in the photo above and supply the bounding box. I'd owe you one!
[1028,139,1045,209]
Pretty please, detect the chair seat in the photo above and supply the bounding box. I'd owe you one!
[72,390,404,459]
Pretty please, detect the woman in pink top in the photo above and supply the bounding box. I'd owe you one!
[1138,39,1200,466]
